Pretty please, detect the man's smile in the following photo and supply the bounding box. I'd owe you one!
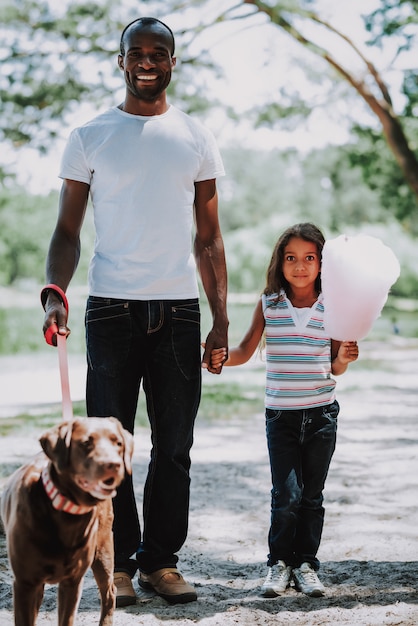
[136,73,158,81]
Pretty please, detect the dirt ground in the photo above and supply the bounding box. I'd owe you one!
[0,337,417,625]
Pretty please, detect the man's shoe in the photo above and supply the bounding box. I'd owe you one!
[138,568,197,604]
[292,562,325,597]
[261,561,292,597]
[114,572,137,607]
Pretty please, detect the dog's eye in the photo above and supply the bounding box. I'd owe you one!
[109,435,123,448]
[80,438,94,451]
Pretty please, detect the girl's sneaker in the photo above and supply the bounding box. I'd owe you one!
[292,562,325,597]
[261,561,292,597]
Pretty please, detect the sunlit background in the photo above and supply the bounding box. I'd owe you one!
[0,0,417,410]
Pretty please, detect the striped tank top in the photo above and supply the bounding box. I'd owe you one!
[262,291,336,410]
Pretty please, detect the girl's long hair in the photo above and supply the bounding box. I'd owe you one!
[264,223,325,296]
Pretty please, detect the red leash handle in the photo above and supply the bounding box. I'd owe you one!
[41,284,69,346]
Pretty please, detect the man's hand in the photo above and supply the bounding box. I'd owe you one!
[201,329,228,375]
[41,289,70,346]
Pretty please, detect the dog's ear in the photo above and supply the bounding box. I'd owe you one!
[39,420,75,471]
[109,417,134,475]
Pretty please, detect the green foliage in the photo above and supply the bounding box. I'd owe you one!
[402,69,418,118]
[0,185,96,288]
[364,0,418,47]
[0,0,120,151]
[3,143,418,298]
[0,0,220,155]
[1,1,418,301]
[216,145,418,295]
[0,188,58,284]
[253,98,312,130]
[1,0,418,220]
[343,125,418,228]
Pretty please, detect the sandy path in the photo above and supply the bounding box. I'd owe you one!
[1,337,418,625]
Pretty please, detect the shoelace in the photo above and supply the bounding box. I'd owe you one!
[299,567,320,586]
[267,565,289,583]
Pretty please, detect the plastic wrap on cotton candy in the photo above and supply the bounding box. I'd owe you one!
[321,234,400,341]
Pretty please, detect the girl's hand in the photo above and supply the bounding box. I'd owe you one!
[338,341,359,364]
[202,344,228,370]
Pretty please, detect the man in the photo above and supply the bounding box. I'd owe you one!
[42,17,229,607]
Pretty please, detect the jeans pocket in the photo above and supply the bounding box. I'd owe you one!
[321,399,340,423]
[317,401,339,444]
[265,408,283,423]
[171,301,201,380]
[85,297,131,376]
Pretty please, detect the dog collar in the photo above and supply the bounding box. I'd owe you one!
[42,465,94,515]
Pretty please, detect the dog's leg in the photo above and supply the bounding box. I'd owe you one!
[57,579,84,626]
[91,500,115,625]
[91,558,115,626]
[13,580,44,626]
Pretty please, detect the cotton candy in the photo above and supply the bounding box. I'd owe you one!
[321,234,400,341]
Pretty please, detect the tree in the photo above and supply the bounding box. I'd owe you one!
[1,0,417,215]
[0,0,219,157]
[0,0,116,151]
[236,0,418,208]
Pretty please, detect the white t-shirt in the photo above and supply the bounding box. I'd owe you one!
[59,105,225,299]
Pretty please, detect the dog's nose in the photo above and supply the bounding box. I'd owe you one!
[102,462,123,484]
[104,460,122,473]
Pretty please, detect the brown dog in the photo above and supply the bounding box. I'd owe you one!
[0,416,134,626]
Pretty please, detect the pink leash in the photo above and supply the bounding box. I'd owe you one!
[56,334,74,421]
[41,284,73,421]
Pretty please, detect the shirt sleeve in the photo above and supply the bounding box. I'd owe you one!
[195,127,225,182]
[59,129,92,184]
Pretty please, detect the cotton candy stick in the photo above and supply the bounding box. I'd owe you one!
[321,234,400,341]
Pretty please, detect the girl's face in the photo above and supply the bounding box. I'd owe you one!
[282,236,321,292]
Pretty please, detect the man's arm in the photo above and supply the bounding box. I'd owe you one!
[193,178,229,374]
[42,179,90,341]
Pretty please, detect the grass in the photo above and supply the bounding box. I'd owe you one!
[1,292,417,435]
[0,401,87,437]
[0,294,260,355]
[0,381,262,438]
[1,293,418,356]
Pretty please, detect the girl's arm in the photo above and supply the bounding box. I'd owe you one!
[331,340,359,375]
[211,299,265,367]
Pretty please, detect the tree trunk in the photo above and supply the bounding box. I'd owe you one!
[243,0,418,202]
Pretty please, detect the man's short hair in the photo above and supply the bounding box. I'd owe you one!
[120,17,175,56]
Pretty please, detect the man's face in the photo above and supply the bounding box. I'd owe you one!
[118,24,176,102]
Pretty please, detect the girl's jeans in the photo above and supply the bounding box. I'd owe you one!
[85,296,201,576]
[265,400,339,570]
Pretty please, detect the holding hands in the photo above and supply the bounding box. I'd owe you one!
[208,341,359,376]
[209,347,228,371]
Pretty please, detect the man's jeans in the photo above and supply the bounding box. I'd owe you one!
[265,400,339,570]
[85,297,201,576]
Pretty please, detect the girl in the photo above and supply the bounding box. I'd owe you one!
[211,223,358,597]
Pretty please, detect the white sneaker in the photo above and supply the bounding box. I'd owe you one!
[292,562,325,597]
[261,561,292,597]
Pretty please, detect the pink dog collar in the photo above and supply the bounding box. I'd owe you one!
[42,465,94,515]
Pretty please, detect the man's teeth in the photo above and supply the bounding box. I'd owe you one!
[137,75,157,80]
